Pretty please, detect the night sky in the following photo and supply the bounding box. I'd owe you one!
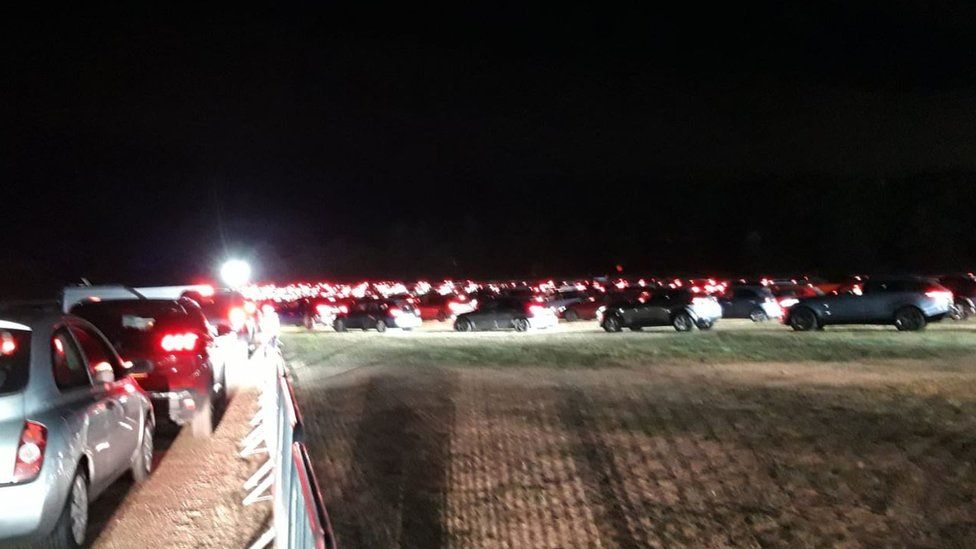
[4,3,976,296]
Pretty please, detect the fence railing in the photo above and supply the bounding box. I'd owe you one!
[244,342,335,549]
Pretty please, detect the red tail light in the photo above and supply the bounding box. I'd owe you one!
[13,421,46,484]
[338,305,349,314]
[0,332,16,355]
[160,332,200,352]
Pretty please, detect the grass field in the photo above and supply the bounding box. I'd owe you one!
[285,320,976,548]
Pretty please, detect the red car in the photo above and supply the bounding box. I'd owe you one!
[558,295,606,321]
[69,297,224,437]
[416,293,475,321]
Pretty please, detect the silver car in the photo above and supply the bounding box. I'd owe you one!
[785,278,954,331]
[0,311,154,547]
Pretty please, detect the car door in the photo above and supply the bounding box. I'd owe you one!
[69,323,141,491]
[471,301,497,330]
[818,286,865,322]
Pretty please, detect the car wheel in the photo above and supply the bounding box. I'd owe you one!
[602,315,622,333]
[454,318,473,332]
[513,318,530,332]
[789,307,818,331]
[672,312,694,332]
[950,299,970,320]
[749,308,768,322]
[48,468,88,548]
[436,311,447,322]
[375,320,387,333]
[563,309,579,322]
[894,306,926,331]
[132,422,154,483]
[697,320,714,330]
[333,318,347,332]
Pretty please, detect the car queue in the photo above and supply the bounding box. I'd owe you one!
[0,284,260,547]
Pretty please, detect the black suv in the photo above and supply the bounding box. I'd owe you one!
[599,288,723,332]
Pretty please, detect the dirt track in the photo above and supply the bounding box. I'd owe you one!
[288,332,976,548]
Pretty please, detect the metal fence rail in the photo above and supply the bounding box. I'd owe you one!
[244,342,336,549]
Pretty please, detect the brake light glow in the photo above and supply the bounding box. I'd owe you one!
[13,421,46,484]
[926,290,953,300]
[244,301,257,314]
[198,285,215,297]
[0,332,16,355]
[338,305,349,314]
[161,332,200,352]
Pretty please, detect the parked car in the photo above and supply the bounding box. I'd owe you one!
[557,294,606,321]
[598,288,723,332]
[333,299,422,332]
[70,298,224,436]
[718,285,783,322]
[181,288,258,348]
[454,297,558,331]
[545,290,589,311]
[0,310,154,548]
[937,274,976,320]
[416,293,475,321]
[300,297,347,330]
[784,277,953,331]
[770,283,824,310]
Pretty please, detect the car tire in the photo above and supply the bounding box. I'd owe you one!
[132,422,154,483]
[602,315,622,333]
[672,311,694,332]
[894,306,926,331]
[697,320,714,330]
[375,320,387,333]
[333,318,347,332]
[513,318,530,332]
[47,468,88,548]
[789,307,818,331]
[454,318,473,332]
[749,308,768,322]
[563,310,579,322]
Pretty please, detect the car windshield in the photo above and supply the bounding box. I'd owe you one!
[0,328,31,395]
[71,301,193,356]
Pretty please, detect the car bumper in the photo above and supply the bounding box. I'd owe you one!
[149,389,206,425]
[529,314,559,329]
[0,465,66,542]
[761,302,784,318]
[690,302,723,322]
[393,315,423,329]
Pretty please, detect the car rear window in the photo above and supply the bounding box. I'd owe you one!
[0,329,31,395]
[71,302,197,356]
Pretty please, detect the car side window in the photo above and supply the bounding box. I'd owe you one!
[70,326,120,381]
[52,328,91,390]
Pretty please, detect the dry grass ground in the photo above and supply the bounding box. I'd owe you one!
[285,320,976,548]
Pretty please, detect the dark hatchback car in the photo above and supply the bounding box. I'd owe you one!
[454,297,558,332]
[333,299,422,332]
[70,298,224,436]
[598,288,723,332]
[718,286,783,322]
[785,278,953,331]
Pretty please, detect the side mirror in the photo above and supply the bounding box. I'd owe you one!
[126,358,154,375]
[216,324,233,336]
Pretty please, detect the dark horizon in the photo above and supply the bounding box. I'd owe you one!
[4,4,976,297]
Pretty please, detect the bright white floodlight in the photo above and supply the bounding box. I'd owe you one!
[220,259,251,288]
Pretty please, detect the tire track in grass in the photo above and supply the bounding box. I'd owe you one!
[556,387,643,549]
